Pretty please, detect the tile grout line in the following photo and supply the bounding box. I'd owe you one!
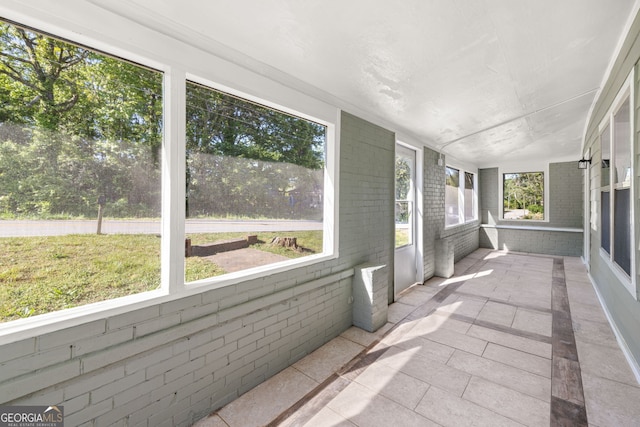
[266,256,490,426]
[445,311,553,345]
[550,257,588,426]
[454,290,554,314]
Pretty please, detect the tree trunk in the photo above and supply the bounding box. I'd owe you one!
[270,236,298,248]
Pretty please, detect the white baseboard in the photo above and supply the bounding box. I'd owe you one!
[586,272,640,385]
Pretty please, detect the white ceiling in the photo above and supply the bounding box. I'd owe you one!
[99,0,635,167]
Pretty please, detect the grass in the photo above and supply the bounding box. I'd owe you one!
[395,228,410,247]
[0,230,322,322]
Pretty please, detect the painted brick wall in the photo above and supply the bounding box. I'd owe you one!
[0,111,395,426]
[422,149,480,280]
[478,163,583,256]
[337,112,395,280]
[479,167,499,225]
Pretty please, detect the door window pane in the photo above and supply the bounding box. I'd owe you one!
[395,150,414,248]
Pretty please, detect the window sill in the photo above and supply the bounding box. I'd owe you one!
[480,224,582,233]
[0,251,339,345]
[598,248,637,300]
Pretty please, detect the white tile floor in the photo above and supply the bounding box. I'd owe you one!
[193,249,640,427]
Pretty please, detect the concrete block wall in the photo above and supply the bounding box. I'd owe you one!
[548,162,584,228]
[479,168,499,225]
[422,148,480,280]
[0,111,395,426]
[1,272,354,427]
[338,112,396,303]
[352,264,388,332]
[480,227,583,256]
[449,227,481,262]
[478,162,583,256]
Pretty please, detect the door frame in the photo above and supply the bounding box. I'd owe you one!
[393,141,424,300]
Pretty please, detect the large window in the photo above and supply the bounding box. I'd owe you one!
[503,172,544,220]
[445,165,476,227]
[0,20,163,322]
[0,18,336,326]
[600,88,633,278]
[184,81,326,283]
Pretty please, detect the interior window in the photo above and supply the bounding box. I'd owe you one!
[600,94,632,277]
[612,97,631,274]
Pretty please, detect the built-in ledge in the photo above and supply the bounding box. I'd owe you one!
[480,224,583,233]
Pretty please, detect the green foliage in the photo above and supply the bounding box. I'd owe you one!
[0,23,90,130]
[503,172,544,219]
[185,82,326,219]
[0,20,163,219]
[186,82,325,169]
[527,204,543,214]
[0,20,325,221]
[395,156,411,199]
[395,227,409,248]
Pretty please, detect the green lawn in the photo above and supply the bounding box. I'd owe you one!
[0,231,322,322]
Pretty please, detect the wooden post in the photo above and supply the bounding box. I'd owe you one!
[97,195,105,235]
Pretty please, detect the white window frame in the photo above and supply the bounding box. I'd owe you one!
[498,164,550,223]
[464,170,478,223]
[0,16,340,339]
[444,163,478,229]
[182,74,338,289]
[597,69,636,298]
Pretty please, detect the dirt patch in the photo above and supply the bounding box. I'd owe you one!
[201,247,290,273]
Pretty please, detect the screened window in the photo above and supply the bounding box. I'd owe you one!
[184,81,326,282]
[503,172,544,220]
[0,20,163,322]
[445,166,476,227]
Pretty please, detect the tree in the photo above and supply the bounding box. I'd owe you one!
[0,20,163,218]
[186,82,325,169]
[185,82,325,219]
[503,172,544,217]
[0,19,322,220]
[0,23,89,131]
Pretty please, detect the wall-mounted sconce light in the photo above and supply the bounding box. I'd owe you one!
[577,156,592,169]
[437,152,443,166]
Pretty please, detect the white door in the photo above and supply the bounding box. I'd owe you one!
[394,144,418,297]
